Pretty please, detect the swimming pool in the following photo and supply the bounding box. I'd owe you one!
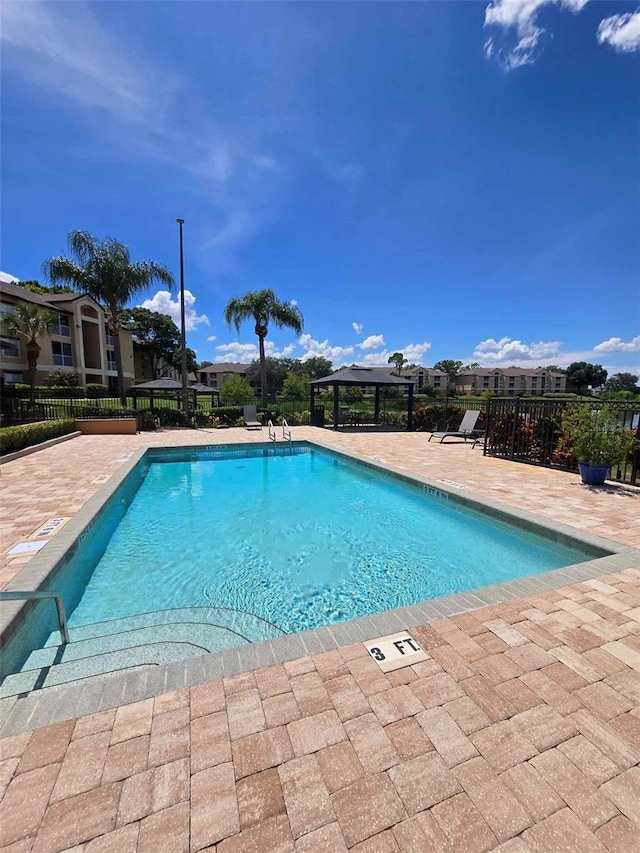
[0,442,606,693]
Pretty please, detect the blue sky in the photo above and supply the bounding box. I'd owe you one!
[1,0,639,374]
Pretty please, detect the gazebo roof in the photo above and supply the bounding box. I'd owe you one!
[130,379,184,390]
[189,383,221,394]
[311,367,413,386]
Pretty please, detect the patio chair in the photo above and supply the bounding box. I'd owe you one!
[428,410,482,443]
[242,405,262,430]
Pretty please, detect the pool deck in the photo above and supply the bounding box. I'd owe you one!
[1,428,639,851]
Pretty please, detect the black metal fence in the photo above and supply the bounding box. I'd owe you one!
[0,386,459,427]
[483,397,640,485]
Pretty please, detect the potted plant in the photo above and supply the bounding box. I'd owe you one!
[561,404,637,485]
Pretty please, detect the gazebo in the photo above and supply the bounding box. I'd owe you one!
[130,378,221,407]
[310,367,415,431]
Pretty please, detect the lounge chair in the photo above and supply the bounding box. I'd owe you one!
[243,405,262,430]
[428,410,482,443]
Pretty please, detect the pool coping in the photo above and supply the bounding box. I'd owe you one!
[1,437,639,736]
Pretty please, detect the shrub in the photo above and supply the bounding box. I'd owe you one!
[191,411,220,428]
[43,370,80,388]
[85,384,109,398]
[0,419,76,456]
[140,411,159,431]
[560,404,638,467]
[209,406,243,424]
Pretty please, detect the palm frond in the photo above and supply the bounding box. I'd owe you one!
[42,257,92,292]
[268,300,304,335]
[0,304,58,343]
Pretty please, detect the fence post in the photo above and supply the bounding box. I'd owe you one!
[509,397,520,459]
[483,398,493,456]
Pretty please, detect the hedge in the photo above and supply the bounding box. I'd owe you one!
[0,419,77,456]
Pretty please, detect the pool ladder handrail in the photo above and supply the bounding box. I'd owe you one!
[268,419,277,444]
[282,418,292,444]
[0,590,70,644]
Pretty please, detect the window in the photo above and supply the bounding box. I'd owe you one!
[1,337,20,358]
[483,378,489,389]
[106,351,117,370]
[52,341,73,366]
[3,372,23,383]
[105,326,115,345]
[555,377,562,388]
[531,378,538,389]
[0,301,15,316]
[51,315,71,337]
[433,377,441,387]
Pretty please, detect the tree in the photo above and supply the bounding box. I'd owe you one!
[43,231,174,404]
[245,357,290,396]
[566,361,608,395]
[604,372,639,393]
[0,303,58,396]
[462,362,480,371]
[20,280,74,295]
[120,307,193,379]
[433,359,464,393]
[388,352,408,375]
[220,374,254,404]
[224,290,303,405]
[199,360,214,369]
[280,372,310,400]
[537,365,566,373]
[291,356,332,380]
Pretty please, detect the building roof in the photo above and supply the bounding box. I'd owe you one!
[458,367,564,378]
[311,366,413,386]
[0,281,73,314]
[198,363,251,374]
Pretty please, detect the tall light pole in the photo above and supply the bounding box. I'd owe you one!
[176,218,190,424]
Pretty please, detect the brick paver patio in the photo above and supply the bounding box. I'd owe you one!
[1,428,639,851]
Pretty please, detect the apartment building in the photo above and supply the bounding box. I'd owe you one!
[194,363,251,389]
[456,367,566,396]
[0,278,135,389]
[404,367,449,393]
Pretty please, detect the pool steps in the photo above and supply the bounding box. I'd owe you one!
[0,607,284,699]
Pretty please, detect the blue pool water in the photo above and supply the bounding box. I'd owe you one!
[66,444,590,636]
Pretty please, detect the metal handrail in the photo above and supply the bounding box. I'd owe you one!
[282,418,292,443]
[0,590,70,644]
[268,419,277,443]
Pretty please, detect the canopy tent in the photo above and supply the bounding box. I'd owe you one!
[310,367,414,431]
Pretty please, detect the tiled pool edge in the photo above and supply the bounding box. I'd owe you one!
[1,548,638,737]
[1,437,638,736]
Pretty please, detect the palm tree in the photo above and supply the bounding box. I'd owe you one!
[43,231,174,404]
[0,304,58,397]
[224,289,303,406]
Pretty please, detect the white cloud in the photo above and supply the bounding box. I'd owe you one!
[139,290,209,332]
[474,336,561,362]
[299,333,355,364]
[206,335,217,342]
[213,339,297,362]
[484,0,589,70]
[593,335,640,354]
[0,1,175,124]
[597,11,640,53]
[357,342,432,367]
[290,299,298,307]
[358,334,385,350]
[352,323,363,335]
